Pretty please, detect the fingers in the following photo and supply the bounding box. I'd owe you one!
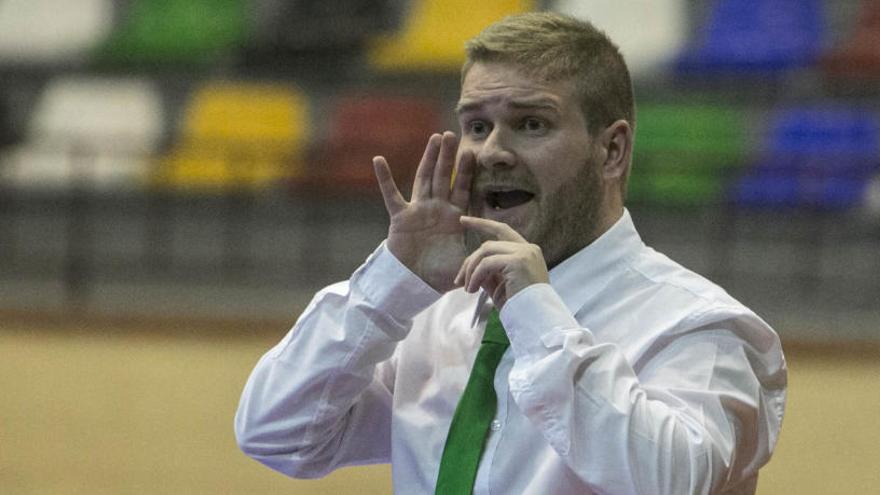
[460,216,526,242]
[465,253,515,294]
[490,273,507,307]
[454,240,518,291]
[431,132,459,200]
[449,150,476,210]
[373,156,406,215]
[412,134,442,201]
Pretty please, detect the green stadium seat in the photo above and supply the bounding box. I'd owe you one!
[96,0,249,66]
[630,104,747,208]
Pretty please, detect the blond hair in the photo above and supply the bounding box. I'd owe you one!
[463,12,635,136]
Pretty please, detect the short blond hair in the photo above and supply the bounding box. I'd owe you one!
[463,12,635,136]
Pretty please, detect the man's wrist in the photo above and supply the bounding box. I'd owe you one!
[352,241,443,322]
[500,283,589,360]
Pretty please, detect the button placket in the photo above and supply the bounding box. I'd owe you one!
[472,348,512,494]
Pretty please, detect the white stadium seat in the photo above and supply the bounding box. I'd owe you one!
[551,0,687,77]
[0,0,112,64]
[1,77,164,191]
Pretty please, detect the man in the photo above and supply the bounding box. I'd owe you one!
[235,12,787,494]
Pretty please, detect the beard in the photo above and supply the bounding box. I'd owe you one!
[466,157,605,269]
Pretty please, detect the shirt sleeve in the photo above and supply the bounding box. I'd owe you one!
[501,283,787,495]
[234,242,441,478]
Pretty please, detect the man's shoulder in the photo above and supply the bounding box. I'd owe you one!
[628,245,743,311]
[608,244,772,340]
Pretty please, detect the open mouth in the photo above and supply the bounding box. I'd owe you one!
[485,189,535,210]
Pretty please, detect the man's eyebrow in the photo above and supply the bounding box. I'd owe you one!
[508,99,561,112]
[455,101,482,115]
[455,98,561,115]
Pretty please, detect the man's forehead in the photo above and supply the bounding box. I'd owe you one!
[455,95,562,115]
[457,62,575,114]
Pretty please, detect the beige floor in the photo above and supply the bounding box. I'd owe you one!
[1,323,878,494]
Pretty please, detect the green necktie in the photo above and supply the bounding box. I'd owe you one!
[435,308,509,494]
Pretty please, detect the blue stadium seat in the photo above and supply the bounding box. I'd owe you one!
[731,107,880,211]
[676,0,826,74]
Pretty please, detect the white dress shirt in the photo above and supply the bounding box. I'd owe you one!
[235,209,787,494]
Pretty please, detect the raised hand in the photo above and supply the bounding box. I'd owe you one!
[455,216,549,309]
[373,132,476,292]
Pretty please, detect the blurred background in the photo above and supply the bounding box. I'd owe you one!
[1,0,878,493]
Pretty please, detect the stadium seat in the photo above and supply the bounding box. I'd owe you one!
[550,0,687,77]
[0,77,164,190]
[249,0,397,55]
[629,104,747,208]
[154,82,310,191]
[96,0,249,66]
[731,107,880,211]
[675,0,826,74]
[0,0,112,65]
[306,94,444,195]
[822,0,880,80]
[367,0,534,72]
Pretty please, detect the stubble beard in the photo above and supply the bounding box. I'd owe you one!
[465,158,605,269]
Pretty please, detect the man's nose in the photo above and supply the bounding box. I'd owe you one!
[476,128,516,170]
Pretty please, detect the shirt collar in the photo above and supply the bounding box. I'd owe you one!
[548,208,643,315]
[471,208,644,327]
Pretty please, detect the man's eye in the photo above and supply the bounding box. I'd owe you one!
[521,117,546,132]
[469,120,490,137]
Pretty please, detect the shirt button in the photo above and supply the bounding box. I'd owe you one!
[490,419,502,432]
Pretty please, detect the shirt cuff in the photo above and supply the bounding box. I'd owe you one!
[500,283,591,361]
[351,241,443,322]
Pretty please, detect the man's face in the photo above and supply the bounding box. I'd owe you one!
[457,62,606,267]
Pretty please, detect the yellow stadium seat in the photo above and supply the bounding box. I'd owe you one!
[155,82,310,191]
[368,0,535,72]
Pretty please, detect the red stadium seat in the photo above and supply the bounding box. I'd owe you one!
[304,94,445,196]
[822,0,880,79]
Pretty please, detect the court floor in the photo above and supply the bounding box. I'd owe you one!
[1,321,878,494]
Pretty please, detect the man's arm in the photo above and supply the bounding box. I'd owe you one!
[503,286,786,494]
[234,244,440,477]
[459,218,786,493]
[235,132,476,477]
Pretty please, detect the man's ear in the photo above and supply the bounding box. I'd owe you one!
[598,119,633,181]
